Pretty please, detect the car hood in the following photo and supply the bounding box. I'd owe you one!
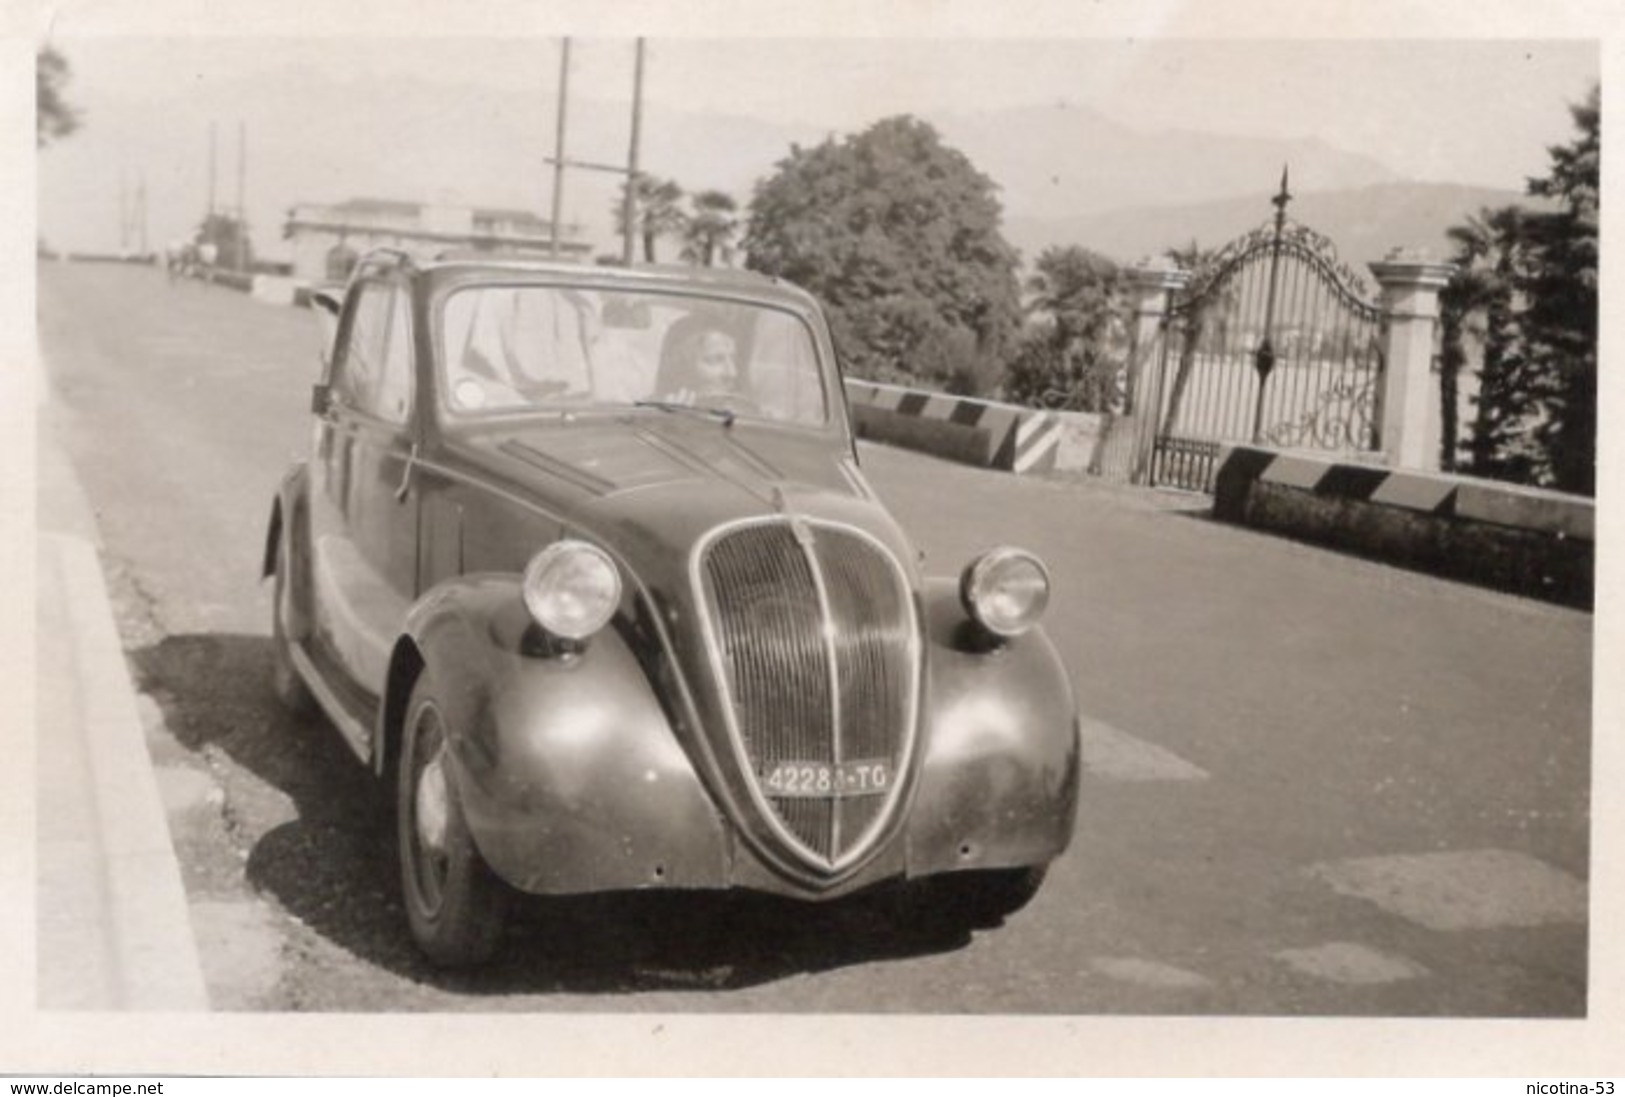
[443,413,920,588]
[440,413,929,885]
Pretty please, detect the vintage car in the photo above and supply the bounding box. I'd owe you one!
[263,249,1079,966]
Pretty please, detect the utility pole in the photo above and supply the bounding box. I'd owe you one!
[236,120,247,271]
[137,172,148,256]
[207,121,218,221]
[549,38,571,257]
[119,167,129,254]
[544,38,647,263]
[620,38,646,266]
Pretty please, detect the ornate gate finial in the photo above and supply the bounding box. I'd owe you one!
[1272,165,1292,222]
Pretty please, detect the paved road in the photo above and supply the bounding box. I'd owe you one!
[38,260,1592,1016]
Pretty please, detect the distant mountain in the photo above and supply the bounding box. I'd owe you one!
[932,103,1403,221]
[1003,182,1547,271]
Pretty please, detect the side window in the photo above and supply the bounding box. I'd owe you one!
[333,283,412,424]
[374,288,413,423]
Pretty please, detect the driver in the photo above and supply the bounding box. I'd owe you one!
[663,328,745,405]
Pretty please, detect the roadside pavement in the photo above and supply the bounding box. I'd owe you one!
[36,407,209,1010]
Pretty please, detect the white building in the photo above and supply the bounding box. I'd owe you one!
[284,197,592,282]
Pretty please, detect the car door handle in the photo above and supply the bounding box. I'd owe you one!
[395,443,419,503]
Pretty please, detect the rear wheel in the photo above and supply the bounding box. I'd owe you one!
[397,675,509,967]
[270,543,317,717]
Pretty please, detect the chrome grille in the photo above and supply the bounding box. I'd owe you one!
[699,519,917,869]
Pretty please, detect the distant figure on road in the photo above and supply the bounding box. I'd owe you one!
[164,240,184,284]
[197,241,218,285]
[165,240,200,285]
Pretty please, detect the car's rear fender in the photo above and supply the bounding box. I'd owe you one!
[393,575,733,894]
[905,577,1081,878]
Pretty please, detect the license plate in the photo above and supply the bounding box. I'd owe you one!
[762,759,891,799]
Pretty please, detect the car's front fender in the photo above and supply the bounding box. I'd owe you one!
[399,576,732,895]
[904,577,1081,877]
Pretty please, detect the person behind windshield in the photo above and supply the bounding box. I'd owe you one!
[660,328,745,406]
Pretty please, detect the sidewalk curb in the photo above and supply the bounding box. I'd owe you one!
[39,531,210,1010]
[36,368,211,1010]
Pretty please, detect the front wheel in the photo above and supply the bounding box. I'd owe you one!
[397,675,509,967]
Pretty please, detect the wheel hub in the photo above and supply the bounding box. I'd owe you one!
[415,752,450,856]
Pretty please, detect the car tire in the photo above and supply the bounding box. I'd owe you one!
[270,543,318,717]
[893,866,1049,932]
[397,675,509,968]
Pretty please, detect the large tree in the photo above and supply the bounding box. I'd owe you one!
[1443,85,1598,493]
[1519,84,1598,495]
[743,116,1021,395]
[37,46,80,147]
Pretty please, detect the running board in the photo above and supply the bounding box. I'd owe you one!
[289,641,374,765]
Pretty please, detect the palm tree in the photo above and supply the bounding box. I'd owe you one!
[1444,206,1530,479]
[1018,246,1123,413]
[1440,213,1499,471]
[37,47,80,147]
[1157,240,1229,438]
[612,176,687,263]
[680,190,740,267]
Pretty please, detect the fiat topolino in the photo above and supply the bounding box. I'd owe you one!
[264,249,1079,966]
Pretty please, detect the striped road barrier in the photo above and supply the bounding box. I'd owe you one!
[1212,444,1594,607]
[844,378,1063,475]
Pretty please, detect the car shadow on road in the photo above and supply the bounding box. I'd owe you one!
[130,632,979,1000]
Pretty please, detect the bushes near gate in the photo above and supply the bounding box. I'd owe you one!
[1002,246,1128,413]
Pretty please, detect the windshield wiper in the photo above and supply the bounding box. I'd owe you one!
[632,400,736,427]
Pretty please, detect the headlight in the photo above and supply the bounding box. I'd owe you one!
[960,547,1050,638]
[522,541,622,641]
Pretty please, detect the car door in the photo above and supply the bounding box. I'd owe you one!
[308,274,420,730]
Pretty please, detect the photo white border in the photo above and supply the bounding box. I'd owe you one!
[3,0,1621,1078]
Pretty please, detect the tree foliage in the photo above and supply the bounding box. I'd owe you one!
[1520,84,1598,494]
[743,116,1021,395]
[1002,246,1126,412]
[613,175,687,263]
[37,47,80,147]
[680,189,739,268]
[1441,85,1598,494]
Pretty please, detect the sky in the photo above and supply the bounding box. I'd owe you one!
[29,14,1603,259]
[48,35,1596,187]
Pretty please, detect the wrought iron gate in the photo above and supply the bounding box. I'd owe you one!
[1145,176,1387,492]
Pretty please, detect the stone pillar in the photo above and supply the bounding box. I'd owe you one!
[1124,262,1190,485]
[1369,250,1456,471]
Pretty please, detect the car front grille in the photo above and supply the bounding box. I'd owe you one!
[698,519,918,871]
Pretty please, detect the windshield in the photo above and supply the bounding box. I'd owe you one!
[437,284,830,426]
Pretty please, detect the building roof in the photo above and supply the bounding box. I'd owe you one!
[284,196,588,251]
[332,197,424,216]
[472,206,548,227]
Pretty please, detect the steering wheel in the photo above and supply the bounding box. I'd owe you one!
[706,390,760,415]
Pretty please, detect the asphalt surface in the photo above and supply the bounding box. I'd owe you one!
[36,260,1592,1017]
